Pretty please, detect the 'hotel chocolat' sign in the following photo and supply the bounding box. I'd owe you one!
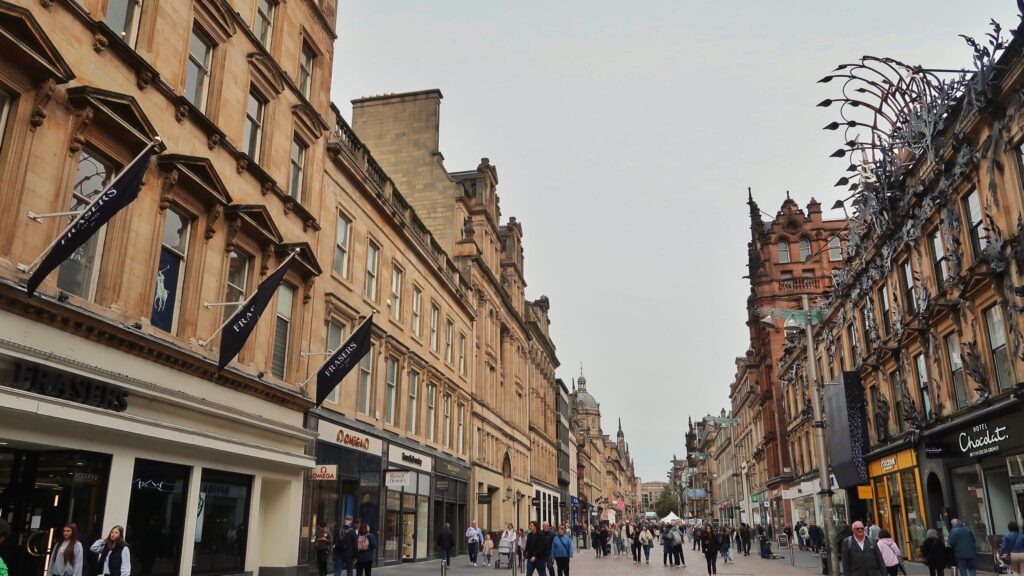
[959,421,1009,458]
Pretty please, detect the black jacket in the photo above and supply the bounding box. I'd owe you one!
[701,532,720,555]
[334,524,357,561]
[920,536,947,569]
[841,536,886,576]
[437,528,456,551]
[95,542,127,576]
[526,531,553,559]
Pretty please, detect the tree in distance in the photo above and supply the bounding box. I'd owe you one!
[655,490,678,519]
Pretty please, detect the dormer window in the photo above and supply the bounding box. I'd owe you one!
[777,241,791,264]
[798,239,811,262]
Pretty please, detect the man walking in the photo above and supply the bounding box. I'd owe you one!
[740,524,751,556]
[437,522,456,567]
[841,521,885,576]
[949,518,978,576]
[543,523,556,576]
[333,515,357,576]
[693,523,703,551]
[467,520,484,566]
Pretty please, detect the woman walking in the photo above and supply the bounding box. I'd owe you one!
[90,525,130,576]
[1001,521,1024,575]
[878,529,903,576]
[718,527,731,564]
[639,524,653,564]
[314,520,331,576]
[701,525,720,575]
[920,529,946,576]
[50,523,84,576]
[525,521,549,576]
[551,525,574,576]
[354,522,376,576]
[662,525,674,567]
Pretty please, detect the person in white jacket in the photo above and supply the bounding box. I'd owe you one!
[877,529,903,576]
[49,523,84,576]
[90,525,130,576]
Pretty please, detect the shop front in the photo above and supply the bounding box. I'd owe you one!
[0,332,312,576]
[920,403,1024,571]
[787,480,820,525]
[751,492,767,530]
[532,483,561,527]
[308,418,384,557]
[384,446,433,563]
[434,458,470,555]
[866,448,926,561]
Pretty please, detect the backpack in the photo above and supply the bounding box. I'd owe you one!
[337,526,354,553]
[357,534,370,552]
[672,530,683,545]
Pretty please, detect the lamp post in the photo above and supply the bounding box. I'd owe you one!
[761,295,838,576]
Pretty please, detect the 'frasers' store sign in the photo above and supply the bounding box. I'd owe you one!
[960,421,1009,458]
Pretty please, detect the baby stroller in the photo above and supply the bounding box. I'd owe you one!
[494,536,515,569]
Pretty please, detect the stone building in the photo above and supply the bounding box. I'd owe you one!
[742,191,847,533]
[639,481,669,513]
[731,353,769,526]
[777,21,1024,569]
[0,0,337,574]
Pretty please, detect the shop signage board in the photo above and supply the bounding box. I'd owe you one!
[477,493,491,504]
[318,421,383,456]
[959,421,1010,458]
[388,447,433,472]
[435,478,449,493]
[386,470,413,489]
[310,465,338,481]
[869,449,917,477]
[5,358,129,412]
[857,485,874,499]
[437,459,470,480]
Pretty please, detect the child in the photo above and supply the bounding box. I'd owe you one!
[483,533,494,566]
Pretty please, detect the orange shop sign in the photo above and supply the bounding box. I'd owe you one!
[318,421,383,456]
[311,465,338,481]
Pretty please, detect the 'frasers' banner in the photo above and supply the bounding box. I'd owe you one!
[315,315,374,406]
[217,253,294,370]
[825,371,869,488]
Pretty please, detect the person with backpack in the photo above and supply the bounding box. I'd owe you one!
[334,515,357,576]
[841,521,886,576]
[551,524,574,576]
[354,522,376,576]
[948,518,977,576]
[671,521,686,567]
[1000,521,1024,575]
[314,520,332,576]
[877,529,903,576]
[437,522,455,568]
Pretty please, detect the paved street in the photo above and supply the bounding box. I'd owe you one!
[365,546,999,576]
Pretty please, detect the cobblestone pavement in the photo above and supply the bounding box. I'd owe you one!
[367,546,996,576]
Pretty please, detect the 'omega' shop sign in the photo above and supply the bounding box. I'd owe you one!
[960,421,1010,458]
[318,421,383,456]
[311,465,338,481]
[6,359,128,412]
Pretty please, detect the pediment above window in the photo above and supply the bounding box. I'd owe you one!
[248,52,285,97]
[157,154,232,207]
[194,0,237,44]
[324,291,360,323]
[0,0,74,88]
[225,204,283,250]
[292,103,328,142]
[277,242,322,278]
[66,87,160,151]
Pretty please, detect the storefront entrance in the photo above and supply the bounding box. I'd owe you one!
[0,444,110,576]
[868,448,926,561]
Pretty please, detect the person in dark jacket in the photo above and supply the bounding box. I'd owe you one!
[740,524,752,556]
[89,525,130,576]
[354,522,376,576]
[314,520,332,576]
[334,515,357,576]
[525,521,550,576]
[437,523,456,567]
[841,521,886,576]
[920,528,947,576]
[701,525,720,575]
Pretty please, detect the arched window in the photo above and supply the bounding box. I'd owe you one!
[502,452,512,477]
[828,236,843,261]
[798,239,811,262]
[777,241,791,264]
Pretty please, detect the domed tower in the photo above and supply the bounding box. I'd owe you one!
[572,372,601,436]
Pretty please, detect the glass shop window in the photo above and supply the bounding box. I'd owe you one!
[193,469,252,575]
[127,459,191,576]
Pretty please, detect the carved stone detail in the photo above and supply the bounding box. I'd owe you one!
[261,181,273,196]
[136,69,154,91]
[159,169,179,211]
[261,245,272,276]
[207,133,221,150]
[225,216,242,252]
[303,277,314,305]
[236,158,248,174]
[30,79,56,131]
[68,106,95,155]
[283,199,294,216]
[205,204,223,240]
[175,105,189,123]
[93,33,108,53]
[39,0,54,9]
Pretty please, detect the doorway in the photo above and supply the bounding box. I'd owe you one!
[0,446,110,576]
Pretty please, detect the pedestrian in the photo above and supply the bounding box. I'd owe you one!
[437,522,456,568]
[542,523,556,576]
[334,515,357,576]
[662,525,674,567]
[877,529,903,576]
[611,523,621,558]
[1001,521,1024,575]
[467,520,484,566]
[482,533,494,566]
[49,522,84,576]
[354,522,377,576]
[518,529,527,571]
[0,519,9,576]
[809,520,824,555]
[631,523,642,563]
[314,520,332,576]
[640,524,654,564]
[90,525,130,576]
[551,525,574,576]
[948,518,977,576]
[672,521,686,567]
[701,525,720,575]
[841,521,885,576]
[591,526,600,558]
[718,527,730,564]
[740,524,752,556]
[920,529,946,576]
[502,523,518,548]
[525,521,550,576]
[800,522,810,551]
[693,523,703,551]
[868,520,881,543]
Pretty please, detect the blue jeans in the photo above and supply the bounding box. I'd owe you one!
[526,558,548,576]
[333,557,353,576]
[469,541,479,563]
[956,557,977,576]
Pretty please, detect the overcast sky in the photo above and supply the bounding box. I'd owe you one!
[331,1,1021,483]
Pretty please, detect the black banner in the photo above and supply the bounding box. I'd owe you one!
[27,147,156,297]
[217,254,294,370]
[315,316,373,406]
[825,371,869,488]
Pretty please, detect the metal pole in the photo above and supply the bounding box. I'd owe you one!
[803,294,838,576]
